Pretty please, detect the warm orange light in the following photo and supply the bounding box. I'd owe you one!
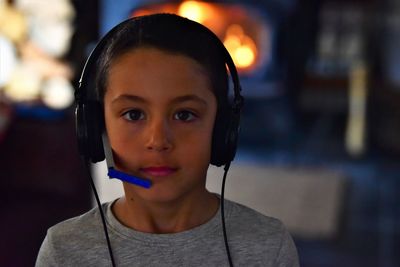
[178,1,207,23]
[133,3,260,72]
[235,45,255,68]
[223,24,257,69]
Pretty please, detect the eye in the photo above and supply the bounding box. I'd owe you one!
[174,110,197,122]
[122,109,145,121]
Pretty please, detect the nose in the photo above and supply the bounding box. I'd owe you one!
[145,117,173,152]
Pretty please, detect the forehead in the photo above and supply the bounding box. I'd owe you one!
[111,46,209,75]
[105,47,215,103]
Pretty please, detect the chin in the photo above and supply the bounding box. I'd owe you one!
[124,181,204,205]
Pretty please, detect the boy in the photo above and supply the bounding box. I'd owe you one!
[36,14,299,267]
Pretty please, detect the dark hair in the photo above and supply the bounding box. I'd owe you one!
[95,13,229,109]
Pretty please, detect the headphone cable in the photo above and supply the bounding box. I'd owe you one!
[83,159,116,267]
[221,162,234,267]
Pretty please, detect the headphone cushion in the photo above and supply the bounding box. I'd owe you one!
[75,101,105,163]
[211,106,233,166]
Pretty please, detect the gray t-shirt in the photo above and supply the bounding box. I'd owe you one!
[36,199,299,266]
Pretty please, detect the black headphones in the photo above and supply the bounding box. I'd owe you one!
[75,13,244,167]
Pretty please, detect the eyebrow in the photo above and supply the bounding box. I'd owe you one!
[111,94,208,106]
[111,94,148,104]
[171,95,208,106]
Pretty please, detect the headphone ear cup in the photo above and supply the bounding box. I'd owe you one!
[211,107,236,166]
[225,109,240,163]
[75,102,88,158]
[75,101,105,163]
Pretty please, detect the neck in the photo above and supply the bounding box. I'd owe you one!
[112,187,219,234]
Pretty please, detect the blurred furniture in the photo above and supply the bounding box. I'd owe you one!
[0,111,91,267]
[207,163,347,239]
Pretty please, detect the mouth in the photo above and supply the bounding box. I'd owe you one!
[139,166,178,177]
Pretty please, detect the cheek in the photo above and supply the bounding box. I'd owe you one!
[175,123,214,162]
[107,125,142,156]
[103,108,140,163]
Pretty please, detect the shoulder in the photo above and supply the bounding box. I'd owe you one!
[226,200,299,266]
[44,202,110,256]
[48,204,104,240]
[227,199,285,234]
[36,203,114,266]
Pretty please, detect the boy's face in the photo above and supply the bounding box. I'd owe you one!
[104,47,217,203]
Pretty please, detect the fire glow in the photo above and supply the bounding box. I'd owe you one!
[178,1,209,24]
[132,0,265,73]
[223,24,257,70]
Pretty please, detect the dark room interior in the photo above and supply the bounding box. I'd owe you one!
[0,0,399,266]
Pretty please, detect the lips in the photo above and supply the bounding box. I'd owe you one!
[140,166,177,177]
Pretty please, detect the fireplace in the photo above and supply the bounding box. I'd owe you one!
[125,0,291,97]
[132,1,271,77]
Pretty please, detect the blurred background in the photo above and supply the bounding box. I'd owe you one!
[1,0,399,266]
